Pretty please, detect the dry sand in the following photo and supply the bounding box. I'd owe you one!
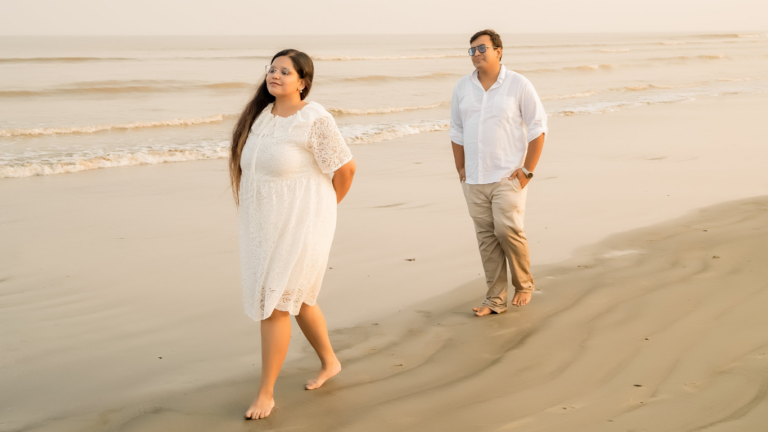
[1,93,768,431]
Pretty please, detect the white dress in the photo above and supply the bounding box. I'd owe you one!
[239,102,353,321]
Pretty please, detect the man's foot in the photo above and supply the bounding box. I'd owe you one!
[472,306,493,317]
[244,394,275,420]
[512,292,532,307]
[305,359,341,390]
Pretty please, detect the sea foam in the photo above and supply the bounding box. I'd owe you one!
[339,120,449,144]
[0,144,230,178]
[542,91,597,100]
[313,54,464,61]
[0,81,253,98]
[328,102,449,115]
[0,120,451,178]
[341,72,460,82]
[0,115,230,137]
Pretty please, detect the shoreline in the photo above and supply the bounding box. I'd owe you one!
[3,84,766,179]
[2,92,768,431]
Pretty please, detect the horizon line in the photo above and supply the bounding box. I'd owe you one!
[1,30,767,37]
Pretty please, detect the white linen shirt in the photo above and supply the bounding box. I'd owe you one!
[450,65,548,185]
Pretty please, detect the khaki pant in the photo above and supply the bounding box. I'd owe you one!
[462,177,534,313]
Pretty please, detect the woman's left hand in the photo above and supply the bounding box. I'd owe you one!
[332,159,357,204]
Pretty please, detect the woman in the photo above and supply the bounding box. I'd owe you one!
[229,49,356,420]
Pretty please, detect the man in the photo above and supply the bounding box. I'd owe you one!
[450,29,547,317]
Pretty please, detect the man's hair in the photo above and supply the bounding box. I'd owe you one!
[470,29,503,60]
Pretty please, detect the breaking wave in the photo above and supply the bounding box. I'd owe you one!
[518,64,617,74]
[0,102,454,138]
[565,64,615,71]
[0,119,451,177]
[652,54,726,61]
[553,95,700,116]
[0,53,467,64]
[313,54,464,61]
[339,120,449,144]
[610,83,691,92]
[541,91,597,100]
[0,55,273,64]
[0,80,254,98]
[328,102,449,115]
[0,56,138,63]
[717,77,752,82]
[693,33,765,39]
[0,143,230,178]
[341,72,460,82]
[0,115,231,137]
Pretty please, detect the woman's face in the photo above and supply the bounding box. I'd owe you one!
[266,56,304,97]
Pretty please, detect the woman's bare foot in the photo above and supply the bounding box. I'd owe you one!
[305,359,341,390]
[512,292,532,307]
[244,393,275,420]
[472,306,493,317]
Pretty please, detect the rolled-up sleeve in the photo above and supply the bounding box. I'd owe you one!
[519,79,548,143]
[449,84,464,145]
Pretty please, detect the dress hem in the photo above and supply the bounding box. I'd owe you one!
[245,299,318,321]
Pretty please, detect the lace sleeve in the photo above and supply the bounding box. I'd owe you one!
[308,116,353,174]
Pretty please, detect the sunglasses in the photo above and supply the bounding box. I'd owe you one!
[265,65,293,76]
[468,44,499,56]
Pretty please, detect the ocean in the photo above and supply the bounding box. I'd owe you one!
[0,33,766,178]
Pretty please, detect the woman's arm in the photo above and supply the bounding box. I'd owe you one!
[332,159,356,204]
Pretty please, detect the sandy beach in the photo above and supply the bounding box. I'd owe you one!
[2,91,768,431]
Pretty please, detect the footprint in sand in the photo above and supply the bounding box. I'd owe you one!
[684,382,701,391]
[547,405,578,413]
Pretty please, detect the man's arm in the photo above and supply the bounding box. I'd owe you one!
[523,133,544,173]
[511,79,548,188]
[510,133,544,188]
[451,142,466,182]
[449,83,466,182]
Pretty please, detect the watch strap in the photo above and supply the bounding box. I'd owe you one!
[521,167,533,179]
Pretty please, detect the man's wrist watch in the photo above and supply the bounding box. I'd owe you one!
[521,167,534,179]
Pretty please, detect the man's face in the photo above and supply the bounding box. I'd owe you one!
[470,35,502,70]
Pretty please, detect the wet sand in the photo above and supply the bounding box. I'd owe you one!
[2,93,768,431]
[107,196,768,432]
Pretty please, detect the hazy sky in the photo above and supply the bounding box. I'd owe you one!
[2,0,766,35]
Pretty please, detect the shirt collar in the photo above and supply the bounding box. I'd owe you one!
[471,64,507,91]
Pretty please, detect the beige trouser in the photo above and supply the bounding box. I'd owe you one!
[462,177,534,313]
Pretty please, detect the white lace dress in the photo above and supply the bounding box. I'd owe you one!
[239,102,353,321]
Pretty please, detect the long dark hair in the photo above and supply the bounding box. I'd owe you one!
[229,49,314,205]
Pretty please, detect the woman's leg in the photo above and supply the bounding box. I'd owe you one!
[295,303,341,390]
[245,309,291,420]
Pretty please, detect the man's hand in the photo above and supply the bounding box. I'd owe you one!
[451,142,466,183]
[509,168,530,189]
